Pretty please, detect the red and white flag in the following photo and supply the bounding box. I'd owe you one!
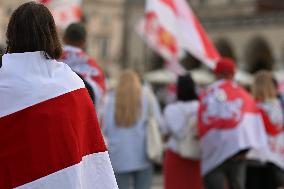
[0,52,118,189]
[198,80,268,175]
[61,46,106,107]
[39,0,82,29]
[137,0,220,69]
[256,101,284,170]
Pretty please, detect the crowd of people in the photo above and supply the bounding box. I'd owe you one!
[101,58,284,189]
[1,2,284,189]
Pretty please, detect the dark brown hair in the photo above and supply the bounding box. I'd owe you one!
[6,2,62,59]
[177,74,198,102]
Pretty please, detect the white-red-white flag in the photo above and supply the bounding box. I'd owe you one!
[39,0,82,29]
[137,0,220,69]
[198,80,268,175]
[0,52,118,189]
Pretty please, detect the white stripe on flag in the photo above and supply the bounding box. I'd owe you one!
[16,152,118,189]
[200,113,268,175]
[0,52,85,118]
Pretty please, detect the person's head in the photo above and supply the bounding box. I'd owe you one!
[6,2,62,59]
[115,70,142,127]
[177,74,198,101]
[252,70,277,101]
[63,23,86,49]
[214,57,236,80]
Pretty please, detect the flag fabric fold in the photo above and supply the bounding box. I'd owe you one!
[198,80,268,175]
[0,52,118,189]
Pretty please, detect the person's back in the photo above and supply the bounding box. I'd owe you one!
[162,74,203,189]
[61,23,106,107]
[199,58,267,189]
[250,70,284,188]
[103,91,150,172]
[102,70,153,189]
[0,3,117,189]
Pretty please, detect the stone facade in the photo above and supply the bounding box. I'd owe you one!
[123,0,284,73]
[1,0,284,74]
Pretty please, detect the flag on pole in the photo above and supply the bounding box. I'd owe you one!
[198,80,268,175]
[0,52,118,189]
[39,0,82,29]
[137,0,220,69]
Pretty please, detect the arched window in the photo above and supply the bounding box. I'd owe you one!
[245,36,273,73]
[215,38,236,60]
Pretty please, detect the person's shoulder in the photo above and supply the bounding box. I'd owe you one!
[52,59,85,85]
[164,102,182,115]
[185,100,199,108]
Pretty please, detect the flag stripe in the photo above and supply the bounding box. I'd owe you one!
[0,88,107,188]
[0,53,85,118]
[192,16,220,61]
[16,152,117,189]
[200,113,268,175]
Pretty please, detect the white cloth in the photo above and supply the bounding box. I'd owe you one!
[163,101,199,153]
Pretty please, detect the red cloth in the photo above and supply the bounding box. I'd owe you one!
[164,150,204,189]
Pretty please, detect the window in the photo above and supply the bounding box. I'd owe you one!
[98,37,109,59]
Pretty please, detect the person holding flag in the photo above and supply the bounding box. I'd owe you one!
[0,2,117,189]
[198,58,268,189]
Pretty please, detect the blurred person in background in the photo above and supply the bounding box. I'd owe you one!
[0,44,5,66]
[103,70,162,189]
[251,70,284,189]
[199,58,267,189]
[162,74,203,189]
[61,22,106,108]
[0,2,117,188]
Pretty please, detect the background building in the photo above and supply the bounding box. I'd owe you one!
[1,0,284,75]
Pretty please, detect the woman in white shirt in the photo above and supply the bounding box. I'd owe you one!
[163,74,203,189]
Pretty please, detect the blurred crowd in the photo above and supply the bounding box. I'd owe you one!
[1,5,284,189]
[49,22,284,189]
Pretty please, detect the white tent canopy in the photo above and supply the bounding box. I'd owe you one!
[144,68,254,86]
[144,68,215,85]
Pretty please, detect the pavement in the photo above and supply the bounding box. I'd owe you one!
[152,173,163,189]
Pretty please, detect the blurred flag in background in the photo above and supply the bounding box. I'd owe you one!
[39,0,82,29]
[137,0,220,70]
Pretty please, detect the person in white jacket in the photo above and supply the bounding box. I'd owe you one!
[163,74,203,189]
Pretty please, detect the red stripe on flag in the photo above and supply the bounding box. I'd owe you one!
[0,88,107,189]
[193,16,220,60]
[160,0,178,15]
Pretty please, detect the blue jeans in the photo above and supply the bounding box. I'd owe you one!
[115,167,153,189]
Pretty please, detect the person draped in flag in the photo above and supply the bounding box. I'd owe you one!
[251,70,284,188]
[0,2,118,189]
[61,22,106,108]
[198,58,267,189]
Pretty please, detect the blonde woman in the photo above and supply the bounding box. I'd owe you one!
[251,70,284,188]
[103,70,160,189]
